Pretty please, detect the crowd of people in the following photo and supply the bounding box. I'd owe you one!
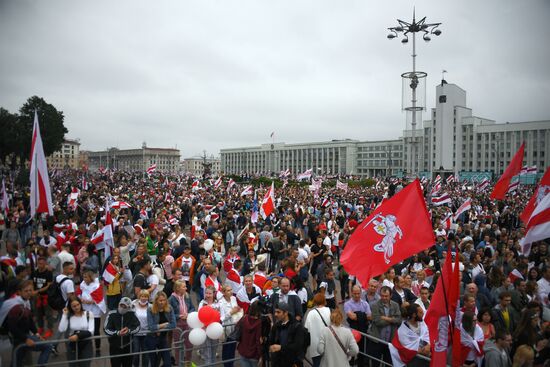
[0,168,548,367]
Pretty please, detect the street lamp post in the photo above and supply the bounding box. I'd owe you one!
[387,9,442,177]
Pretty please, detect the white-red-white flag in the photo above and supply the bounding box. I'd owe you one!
[80,278,107,314]
[520,192,550,257]
[521,167,550,224]
[454,198,472,221]
[240,185,253,197]
[389,321,430,367]
[279,169,290,179]
[213,177,222,189]
[191,180,200,191]
[110,201,131,209]
[434,174,442,184]
[430,182,442,196]
[336,180,348,192]
[146,164,157,175]
[261,182,275,219]
[297,168,313,181]
[67,187,80,211]
[1,179,9,216]
[431,193,451,206]
[102,262,118,285]
[103,201,114,258]
[29,111,53,216]
[226,178,236,193]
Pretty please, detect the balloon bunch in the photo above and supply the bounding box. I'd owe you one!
[187,305,224,346]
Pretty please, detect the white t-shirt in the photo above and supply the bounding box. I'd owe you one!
[56,274,75,301]
[147,274,160,301]
[297,248,309,263]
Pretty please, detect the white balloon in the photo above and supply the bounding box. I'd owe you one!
[206,322,224,340]
[203,239,214,252]
[187,312,204,329]
[189,328,207,346]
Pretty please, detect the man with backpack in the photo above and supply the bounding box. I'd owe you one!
[268,302,308,367]
[49,261,76,355]
[132,259,152,299]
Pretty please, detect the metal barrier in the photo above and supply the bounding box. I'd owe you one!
[12,327,184,367]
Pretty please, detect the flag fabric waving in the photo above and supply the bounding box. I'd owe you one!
[521,167,550,224]
[425,248,460,367]
[103,201,114,258]
[102,262,118,285]
[261,182,275,219]
[454,198,472,221]
[1,179,9,215]
[240,185,253,197]
[297,168,313,181]
[490,142,525,200]
[341,180,435,286]
[29,111,54,217]
[67,187,80,211]
[251,191,259,224]
[146,164,157,175]
[520,192,550,256]
[227,178,236,193]
[336,180,348,192]
[431,193,452,206]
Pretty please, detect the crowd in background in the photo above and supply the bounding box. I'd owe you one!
[0,169,548,367]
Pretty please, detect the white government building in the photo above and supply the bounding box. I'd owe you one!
[220,81,550,179]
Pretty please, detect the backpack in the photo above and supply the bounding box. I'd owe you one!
[48,276,71,310]
[123,272,146,299]
[301,324,311,350]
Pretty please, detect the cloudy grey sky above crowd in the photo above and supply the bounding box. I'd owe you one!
[1,0,549,158]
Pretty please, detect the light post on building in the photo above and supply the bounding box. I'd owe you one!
[387,10,442,177]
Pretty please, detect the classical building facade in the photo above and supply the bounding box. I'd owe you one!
[47,138,81,169]
[87,143,180,173]
[182,156,221,176]
[221,81,550,178]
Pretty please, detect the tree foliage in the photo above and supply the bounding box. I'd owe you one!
[0,96,67,166]
[18,96,67,158]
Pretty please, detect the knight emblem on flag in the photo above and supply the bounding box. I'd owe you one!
[365,213,403,264]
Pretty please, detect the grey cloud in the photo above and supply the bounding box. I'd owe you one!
[0,0,549,159]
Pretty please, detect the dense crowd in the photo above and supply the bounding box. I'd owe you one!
[0,169,548,367]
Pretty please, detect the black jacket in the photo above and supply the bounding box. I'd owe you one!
[268,319,306,366]
[103,310,141,349]
[270,292,303,320]
[391,288,417,306]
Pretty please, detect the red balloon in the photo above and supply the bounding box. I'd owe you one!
[198,306,220,327]
[351,329,362,343]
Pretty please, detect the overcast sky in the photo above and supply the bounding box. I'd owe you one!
[1,0,549,158]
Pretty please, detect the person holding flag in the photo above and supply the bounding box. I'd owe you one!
[79,270,107,357]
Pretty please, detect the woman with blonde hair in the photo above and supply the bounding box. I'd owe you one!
[146,291,176,367]
[512,344,534,367]
[317,308,359,367]
[132,289,150,367]
[198,285,224,365]
[169,280,195,366]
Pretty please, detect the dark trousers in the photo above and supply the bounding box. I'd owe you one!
[109,344,132,367]
[222,340,237,367]
[367,340,390,367]
[145,334,171,367]
[94,317,101,350]
[132,335,148,367]
[12,335,52,367]
[107,294,122,311]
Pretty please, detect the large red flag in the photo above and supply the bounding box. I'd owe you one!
[490,142,525,200]
[520,167,550,223]
[261,182,275,219]
[424,249,460,367]
[341,180,434,286]
[29,111,53,216]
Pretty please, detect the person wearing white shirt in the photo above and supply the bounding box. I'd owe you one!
[304,293,331,367]
[58,297,95,366]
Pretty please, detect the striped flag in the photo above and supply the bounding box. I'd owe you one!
[279,169,291,178]
[431,192,452,206]
[336,180,348,192]
[102,262,118,285]
[111,201,131,209]
[434,174,442,184]
[507,179,520,194]
[191,180,200,191]
[446,175,455,185]
[520,165,537,175]
[146,164,157,175]
[520,192,550,258]
[67,187,80,211]
[1,179,9,216]
[297,168,313,181]
[251,191,259,224]
[476,178,490,192]
[213,177,222,189]
[240,185,253,197]
[227,178,236,193]
[454,198,472,221]
[29,111,54,216]
[430,182,442,196]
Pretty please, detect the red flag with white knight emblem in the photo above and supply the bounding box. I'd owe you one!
[341,180,435,286]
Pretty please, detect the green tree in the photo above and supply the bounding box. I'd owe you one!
[0,107,19,163]
[17,96,67,162]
